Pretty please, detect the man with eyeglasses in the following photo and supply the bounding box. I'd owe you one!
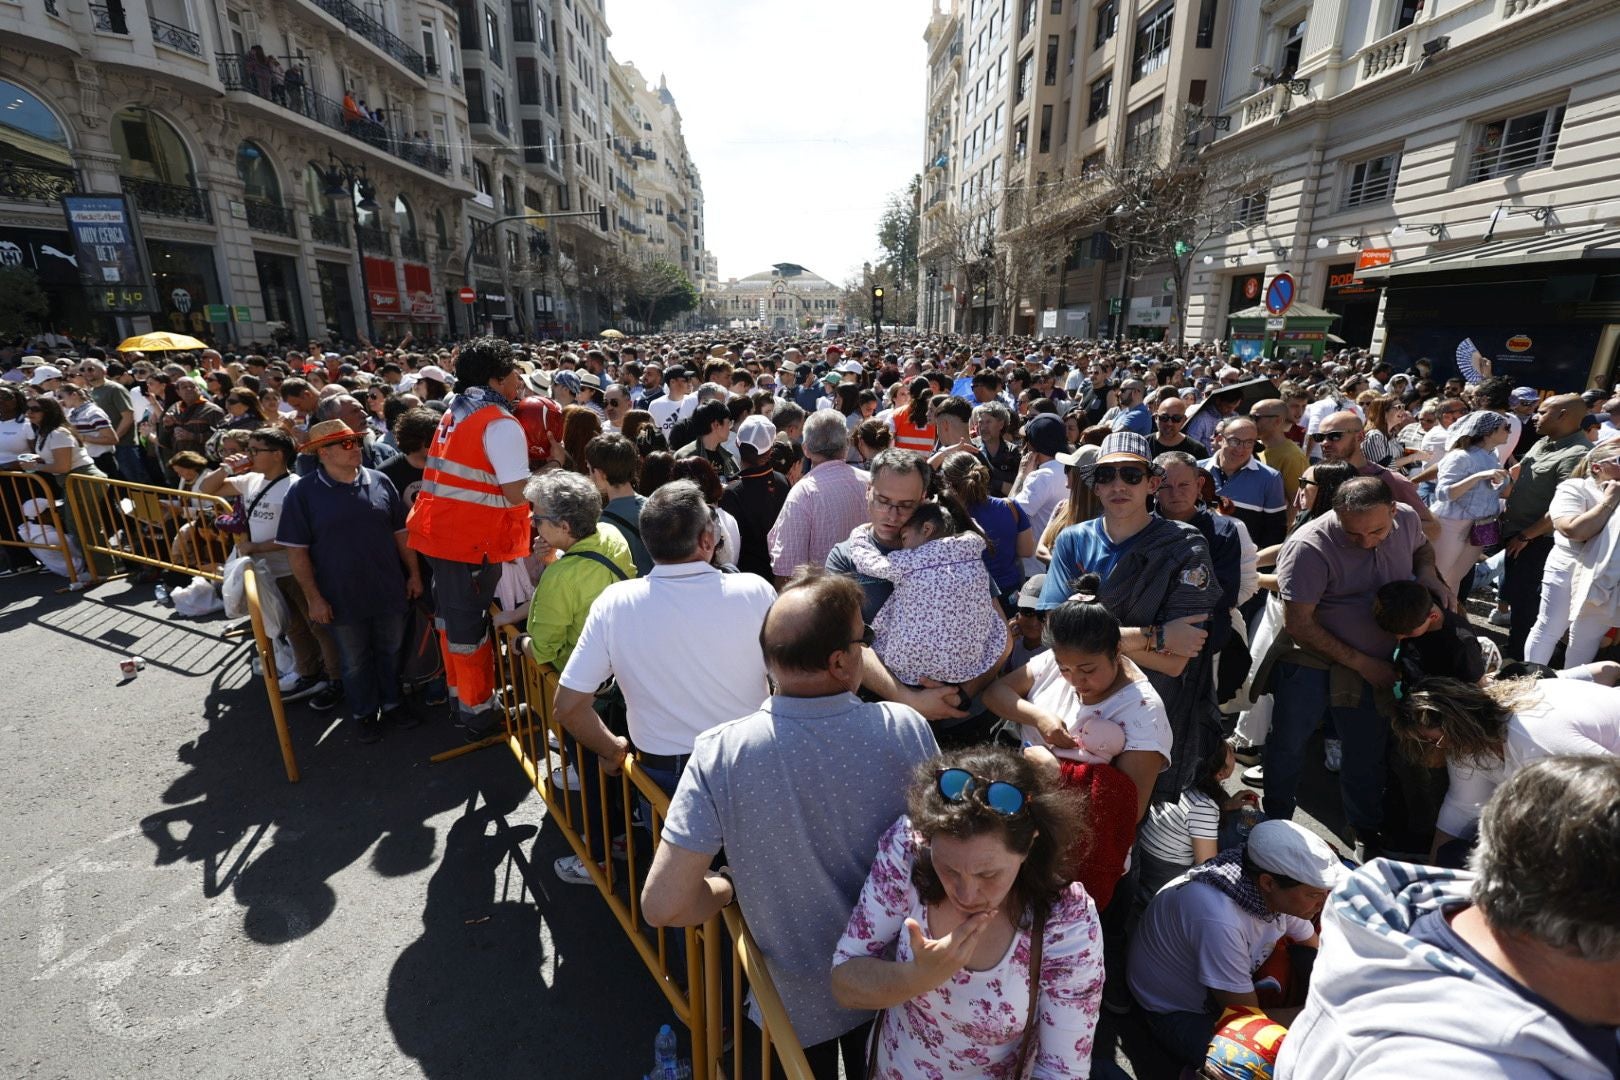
[1313,411,1439,541]
[1252,398,1308,511]
[1200,416,1287,549]
[1149,396,1207,462]
[642,569,935,1080]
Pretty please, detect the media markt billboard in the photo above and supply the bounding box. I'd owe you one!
[60,194,158,313]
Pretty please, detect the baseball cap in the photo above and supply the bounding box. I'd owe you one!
[552,370,582,394]
[1016,574,1047,610]
[836,359,864,375]
[1511,386,1540,405]
[28,365,64,386]
[1022,413,1068,456]
[416,364,455,387]
[1246,820,1346,890]
[735,415,777,455]
[825,344,844,355]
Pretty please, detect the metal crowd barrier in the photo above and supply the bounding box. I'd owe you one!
[243,565,300,783]
[0,469,84,586]
[63,473,235,582]
[483,620,814,1080]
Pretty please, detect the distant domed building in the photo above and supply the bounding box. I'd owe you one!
[705,262,846,332]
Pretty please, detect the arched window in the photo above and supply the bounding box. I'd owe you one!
[434,209,449,249]
[235,140,281,204]
[111,106,194,185]
[0,79,73,171]
[395,194,418,238]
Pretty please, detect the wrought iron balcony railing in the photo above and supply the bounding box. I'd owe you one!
[120,175,211,222]
[310,212,347,245]
[356,223,390,253]
[244,198,295,236]
[0,162,79,202]
[304,0,425,75]
[399,234,426,260]
[149,15,201,55]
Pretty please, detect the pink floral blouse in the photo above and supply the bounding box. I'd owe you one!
[832,816,1105,1079]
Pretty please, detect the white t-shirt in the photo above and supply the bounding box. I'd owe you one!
[1548,476,1601,556]
[226,471,294,579]
[1128,874,1315,1015]
[649,394,695,438]
[1136,788,1221,867]
[482,414,531,483]
[1017,651,1173,768]
[1012,457,1068,574]
[39,427,93,472]
[0,416,33,465]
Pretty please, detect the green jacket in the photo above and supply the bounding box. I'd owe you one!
[525,522,637,671]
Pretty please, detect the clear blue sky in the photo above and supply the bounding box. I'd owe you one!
[607,0,930,286]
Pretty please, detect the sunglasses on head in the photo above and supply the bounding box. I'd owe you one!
[1310,430,1354,443]
[1091,464,1148,486]
[936,767,1028,816]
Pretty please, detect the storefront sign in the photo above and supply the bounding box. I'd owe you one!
[1356,247,1394,271]
[204,304,230,323]
[1506,335,1533,352]
[233,304,252,321]
[363,257,401,315]
[402,264,439,319]
[60,194,157,313]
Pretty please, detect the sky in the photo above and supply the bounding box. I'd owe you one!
[607,0,931,287]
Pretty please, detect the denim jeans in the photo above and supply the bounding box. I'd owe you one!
[328,608,407,721]
[1264,661,1387,832]
[1140,1005,1222,1068]
[113,444,148,485]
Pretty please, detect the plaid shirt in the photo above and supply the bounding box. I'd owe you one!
[767,459,869,578]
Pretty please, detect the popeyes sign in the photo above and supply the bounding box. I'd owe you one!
[1356,247,1393,271]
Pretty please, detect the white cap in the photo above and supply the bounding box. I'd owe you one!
[1247,820,1346,890]
[836,359,864,375]
[735,415,777,455]
[28,365,64,386]
[21,497,51,519]
[416,364,455,387]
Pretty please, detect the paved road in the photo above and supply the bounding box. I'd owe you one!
[0,571,675,1080]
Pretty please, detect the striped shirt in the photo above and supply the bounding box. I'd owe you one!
[68,401,114,459]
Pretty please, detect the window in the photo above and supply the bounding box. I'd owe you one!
[474,160,492,195]
[1081,150,1106,178]
[501,176,516,214]
[517,58,540,104]
[522,119,543,163]
[1344,151,1400,207]
[1013,118,1028,160]
[1094,0,1116,49]
[434,209,448,249]
[1393,0,1422,31]
[465,70,487,123]
[511,0,533,42]
[1278,18,1305,77]
[1087,72,1111,124]
[1124,96,1163,159]
[485,8,501,64]
[493,89,508,133]
[1196,0,1218,47]
[1019,0,1035,39]
[1038,104,1053,153]
[1234,191,1267,226]
[1132,1,1172,81]
[421,20,438,72]
[1058,99,1070,145]
[1044,34,1059,84]
[1467,104,1564,183]
[1016,51,1034,101]
[1050,0,1061,12]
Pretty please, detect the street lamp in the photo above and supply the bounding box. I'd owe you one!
[311,154,380,343]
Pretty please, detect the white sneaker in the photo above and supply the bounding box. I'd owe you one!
[1242,764,1264,786]
[549,765,580,791]
[553,854,597,885]
[1488,608,1512,627]
[277,670,300,692]
[1324,738,1343,773]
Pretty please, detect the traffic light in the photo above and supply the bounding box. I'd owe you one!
[597,203,609,231]
[871,284,885,322]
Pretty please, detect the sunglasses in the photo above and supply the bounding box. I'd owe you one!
[1309,430,1355,443]
[1155,414,1185,424]
[1015,607,1045,619]
[848,626,876,649]
[325,437,362,451]
[1091,464,1148,486]
[936,768,1028,816]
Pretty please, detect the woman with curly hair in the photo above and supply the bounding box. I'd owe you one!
[831,744,1103,1079]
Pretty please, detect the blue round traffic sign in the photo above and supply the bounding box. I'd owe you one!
[1265,273,1296,316]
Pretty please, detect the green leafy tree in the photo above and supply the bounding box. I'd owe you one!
[874,175,920,324]
[623,259,698,330]
[0,266,49,340]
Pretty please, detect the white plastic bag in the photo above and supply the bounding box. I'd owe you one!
[172,575,224,618]
[251,558,289,640]
[221,553,250,618]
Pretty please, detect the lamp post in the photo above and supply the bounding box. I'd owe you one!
[311,154,380,343]
[926,267,939,332]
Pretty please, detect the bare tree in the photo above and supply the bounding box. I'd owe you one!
[1088,107,1269,346]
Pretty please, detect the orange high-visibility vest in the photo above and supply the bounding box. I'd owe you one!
[893,411,936,454]
[407,404,531,563]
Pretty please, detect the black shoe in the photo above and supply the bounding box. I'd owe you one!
[382,704,420,730]
[282,676,328,703]
[356,713,384,744]
[460,717,502,743]
[309,683,343,711]
[1231,743,1263,766]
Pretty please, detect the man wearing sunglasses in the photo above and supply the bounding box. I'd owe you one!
[1148,396,1207,462]
[644,570,936,1079]
[1312,411,1439,541]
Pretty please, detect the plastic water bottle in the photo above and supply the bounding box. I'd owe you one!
[645,1024,689,1080]
[154,582,169,605]
[1232,804,1264,844]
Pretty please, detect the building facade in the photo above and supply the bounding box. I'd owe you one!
[918,0,1227,338]
[1189,0,1620,389]
[707,263,845,333]
[3,0,474,346]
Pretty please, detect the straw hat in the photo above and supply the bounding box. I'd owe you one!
[304,419,361,451]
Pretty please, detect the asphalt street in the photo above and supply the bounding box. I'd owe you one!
[0,571,675,1080]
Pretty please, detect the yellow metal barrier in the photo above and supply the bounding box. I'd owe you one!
[0,469,84,586]
[243,565,300,783]
[63,472,234,582]
[485,621,813,1080]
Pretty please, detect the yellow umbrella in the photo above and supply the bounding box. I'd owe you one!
[117,332,209,352]
[598,328,625,339]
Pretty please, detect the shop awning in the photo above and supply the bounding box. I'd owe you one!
[1356,226,1620,281]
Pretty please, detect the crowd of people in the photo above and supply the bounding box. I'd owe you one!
[3,328,1619,1078]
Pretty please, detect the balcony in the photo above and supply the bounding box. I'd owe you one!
[149,15,201,55]
[356,222,390,253]
[471,247,500,269]
[399,234,426,260]
[310,212,347,245]
[0,162,79,203]
[217,56,451,178]
[121,175,212,222]
[305,0,426,75]
[244,198,295,236]
[89,3,126,32]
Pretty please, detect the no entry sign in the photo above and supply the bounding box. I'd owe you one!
[458,286,476,303]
